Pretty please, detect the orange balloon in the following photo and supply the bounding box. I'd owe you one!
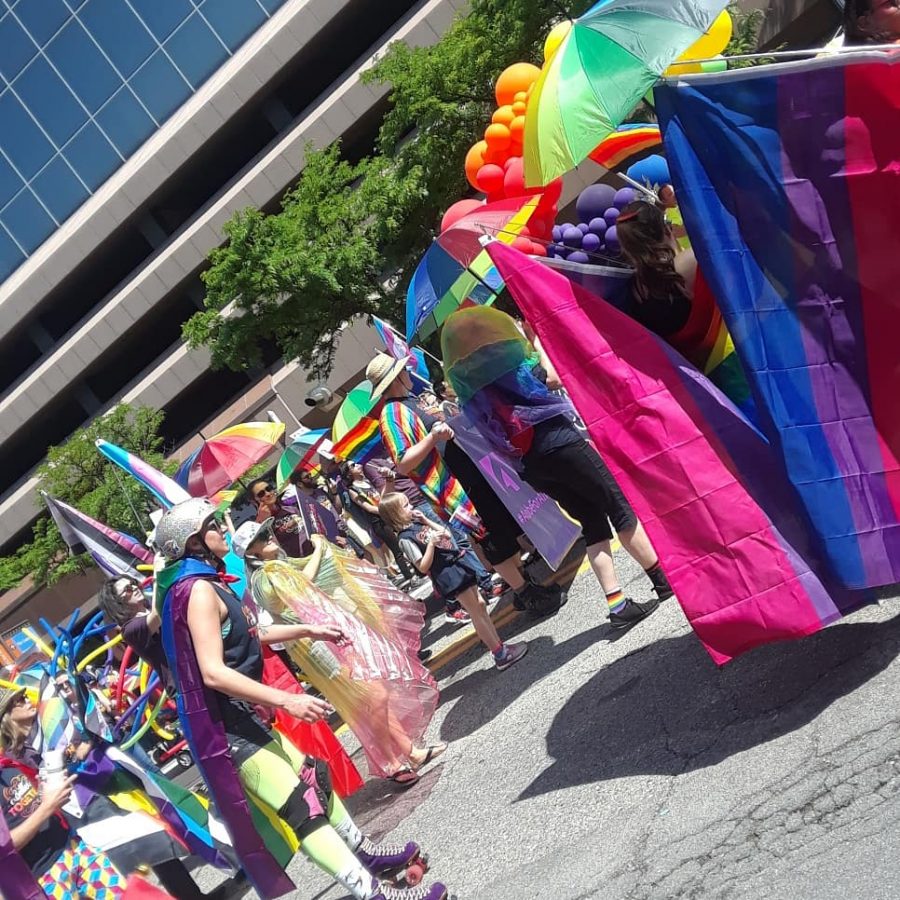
[464,140,488,191]
[509,115,525,144]
[484,122,511,151]
[512,100,527,117]
[513,91,528,104]
[495,62,542,107]
[492,105,516,127]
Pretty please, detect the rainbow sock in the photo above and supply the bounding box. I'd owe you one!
[605,589,626,614]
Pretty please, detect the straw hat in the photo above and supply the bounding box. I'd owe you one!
[0,686,25,721]
[366,353,408,401]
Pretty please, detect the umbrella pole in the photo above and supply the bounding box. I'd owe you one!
[110,466,151,536]
[664,45,900,69]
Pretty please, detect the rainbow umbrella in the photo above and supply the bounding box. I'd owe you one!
[95,439,190,509]
[331,381,376,444]
[588,123,662,169]
[523,0,729,186]
[406,195,542,340]
[275,428,329,490]
[175,422,285,497]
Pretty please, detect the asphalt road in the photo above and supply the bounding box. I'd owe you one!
[196,548,900,900]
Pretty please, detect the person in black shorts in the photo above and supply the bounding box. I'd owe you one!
[442,306,674,630]
[367,353,563,618]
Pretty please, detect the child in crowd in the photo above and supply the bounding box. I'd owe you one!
[379,493,528,671]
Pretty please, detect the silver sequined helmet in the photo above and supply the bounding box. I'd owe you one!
[155,498,218,560]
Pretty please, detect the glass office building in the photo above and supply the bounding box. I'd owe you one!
[0,0,287,280]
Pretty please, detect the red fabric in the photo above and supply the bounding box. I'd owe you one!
[261,649,364,798]
[123,875,176,898]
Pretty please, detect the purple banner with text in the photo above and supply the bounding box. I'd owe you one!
[449,416,582,570]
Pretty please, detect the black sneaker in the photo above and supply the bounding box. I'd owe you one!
[609,596,660,630]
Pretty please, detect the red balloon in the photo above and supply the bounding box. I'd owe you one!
[511,236,535,254]
[503,156,518,172]
[530,241,548,257]
[529,218,550,239]
[475,163,505,196]
[503,157,526,197]
[441,198,483,233]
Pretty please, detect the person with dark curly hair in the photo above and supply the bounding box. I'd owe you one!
[843,0,900,45]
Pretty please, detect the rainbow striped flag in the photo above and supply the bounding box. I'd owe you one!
[331,416,383,465]
[378,399,481,532]
[659,53,900,591]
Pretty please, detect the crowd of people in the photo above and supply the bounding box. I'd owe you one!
[4,5,897,897]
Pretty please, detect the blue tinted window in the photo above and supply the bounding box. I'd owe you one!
[64,120,120,189]
[0,149,21,208]
[258,0,286,13]
[1,187,55,250]
[95,85,154,155]
[129,0,191,42]
[0,13,37,81]
[15,56,86,145]
[164,12,227,89]
[0,90,53,178]
[129,50,189,122]
[46,19,119,112]
[12,0,69,44]
[200,0,266,48]
[78,0,154,78]
[31,155,88,221]
[0,223,25,281]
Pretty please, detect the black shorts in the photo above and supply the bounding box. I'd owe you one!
[522,439,636,546]
[443,442,522,564]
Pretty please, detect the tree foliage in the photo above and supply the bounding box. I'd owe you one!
[0,405,172,591]
[183,0,592,377]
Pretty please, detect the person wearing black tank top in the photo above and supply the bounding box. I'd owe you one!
[155,498,450,900]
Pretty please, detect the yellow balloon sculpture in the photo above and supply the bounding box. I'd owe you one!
[543,20,572,64]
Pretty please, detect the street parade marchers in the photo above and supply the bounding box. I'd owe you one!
[3,0,900,897]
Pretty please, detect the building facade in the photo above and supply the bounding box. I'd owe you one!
[0,0,467,556]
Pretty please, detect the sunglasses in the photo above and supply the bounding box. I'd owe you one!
[116,581,143,602]
[254,484,275,500]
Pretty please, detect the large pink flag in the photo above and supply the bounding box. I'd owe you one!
[488,240,842,664]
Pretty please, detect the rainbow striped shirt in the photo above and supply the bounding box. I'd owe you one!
[379,399,481,532]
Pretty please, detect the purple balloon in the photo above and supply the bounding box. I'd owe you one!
[551,225,563,242]
[603,207,620,228]
[613,187,636,209]
[588,217,607,236]
[576,184,616,223]
[605,225,620,253]
[567,251,590,264]
[562,225,583,248]
[581,232,602,253]
[577,222,590,234]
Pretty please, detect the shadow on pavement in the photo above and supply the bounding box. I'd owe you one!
[520,610,900,800]
[437,624,608,742]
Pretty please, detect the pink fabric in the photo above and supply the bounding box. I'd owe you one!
[488,241,833,664]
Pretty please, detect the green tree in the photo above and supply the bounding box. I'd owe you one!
[0,405,172,590]
[183,0,592,376]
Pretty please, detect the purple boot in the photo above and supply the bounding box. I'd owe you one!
[356,838,420,876]
[373,882,449,900]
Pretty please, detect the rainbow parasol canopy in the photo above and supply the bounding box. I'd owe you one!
[523,0,729,186]
[406,195,542,341]
[588,123,662,169]
[331,381,377,444]
[275,429,329,490]
[175,422,285,497]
